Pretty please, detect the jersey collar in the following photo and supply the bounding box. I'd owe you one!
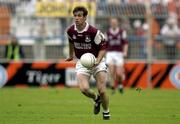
[110,27,120,35]
[74,22,89,33]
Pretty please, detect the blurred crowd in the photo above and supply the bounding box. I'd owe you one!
[0,0,179,61]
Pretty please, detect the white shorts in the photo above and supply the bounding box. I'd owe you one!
[105,51,124,66]
[75,58,107,78]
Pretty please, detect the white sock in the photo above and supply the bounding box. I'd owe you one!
[103,109,109,113]
[119,84,123,89]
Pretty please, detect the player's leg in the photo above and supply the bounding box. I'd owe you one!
[77,73,97,100]
[77,73,101,115]
[116,65,125,93]
[105,52,116,91]
[76,61,101,115]
[114,52,125,94]
[75,60,98,100]
[108,64,116,90]
[95,71,110,120]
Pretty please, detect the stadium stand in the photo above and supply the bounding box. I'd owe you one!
[0,0,179,62]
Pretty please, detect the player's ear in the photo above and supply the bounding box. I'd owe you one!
[84,16,87,20]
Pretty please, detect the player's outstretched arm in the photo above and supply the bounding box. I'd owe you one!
[65,43,74,61]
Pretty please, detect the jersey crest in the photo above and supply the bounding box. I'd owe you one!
[85,35,91,42]
[73,35,76,39]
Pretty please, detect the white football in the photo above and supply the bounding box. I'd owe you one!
[80,53,96,68]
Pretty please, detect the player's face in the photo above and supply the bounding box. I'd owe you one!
[110,19,118,29]
[73,11,86,27]
[11,37,18,45]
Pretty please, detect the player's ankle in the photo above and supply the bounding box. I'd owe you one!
[103,109,109,113]
[118,84,123,89]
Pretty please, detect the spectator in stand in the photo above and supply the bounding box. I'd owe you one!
[5,35,24,61]
[107,0,121,4]
[160,15,180,60]
[133,19,147,59]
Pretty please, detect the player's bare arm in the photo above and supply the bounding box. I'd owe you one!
[95,50,106,65]
[122,30,128,57]
[65,43,74,61]
[123,44,129,57]
[94,30,106,65]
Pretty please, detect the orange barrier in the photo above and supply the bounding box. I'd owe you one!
[124,62,147,88]
[151,63,180,89]
[124,62,180,89]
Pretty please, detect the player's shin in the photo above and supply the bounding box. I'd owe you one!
[99,91,109,111]
[109,77,115,89]
[81,88,97,100]
[117,75,124,94]
[99,91,110,120]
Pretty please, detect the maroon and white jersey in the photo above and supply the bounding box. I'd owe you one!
[66,23,106,59]
[105,28,128,52]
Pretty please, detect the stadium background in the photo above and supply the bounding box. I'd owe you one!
[0,0,179,89]
[0,1,180,124]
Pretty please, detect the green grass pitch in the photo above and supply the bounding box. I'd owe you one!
[0,87,180,124]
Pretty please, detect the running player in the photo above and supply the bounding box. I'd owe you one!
[65,6,110,120]
[105,18,128,94]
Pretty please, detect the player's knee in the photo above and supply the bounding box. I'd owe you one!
[98,88,106,95]
[110,73,115,79]
[116,71,123,77]
[99,90,106,96]
[80,88,89,95]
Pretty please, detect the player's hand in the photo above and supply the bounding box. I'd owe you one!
[88,59,99,70]
[65,57,73,61]
[94,59,100,66]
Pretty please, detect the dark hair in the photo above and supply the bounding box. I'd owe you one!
[73,6,88,17]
